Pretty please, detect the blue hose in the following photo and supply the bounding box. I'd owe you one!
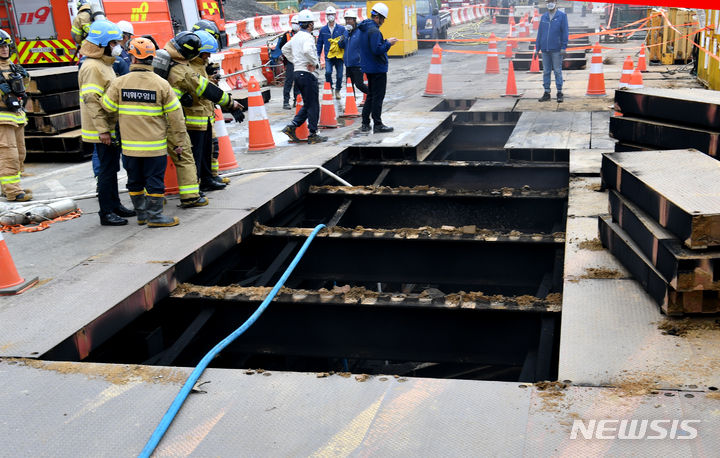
[139,224,326,457]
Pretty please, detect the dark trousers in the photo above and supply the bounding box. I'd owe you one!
[325,57,344,90]
[124,155,167,195]
[93,142,121,215]
[188,122,213,183]
[283,61,298,104]
[362,72,387,126]
[292,71,320,134]
[346,66,368,98]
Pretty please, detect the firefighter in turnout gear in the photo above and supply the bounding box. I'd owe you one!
[71,0,93,44]
[101,37,185,227]
[163,31,241,194]
[78,20,137,225]
[0,29,31,202]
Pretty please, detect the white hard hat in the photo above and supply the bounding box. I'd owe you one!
[297,9,314,23]
[291,15,299,24]
[117,20,134,35]
[371,2,389,18]
[325,6,336,15]
[344,9,357,19]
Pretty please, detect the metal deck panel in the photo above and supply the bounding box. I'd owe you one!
[569,149,603,176]
[590,111,615,150]
[468,98,518,112]
[1,361,719,456]
[568,177,607,217]
[504,112,592,150]
[614,87,720,130]
[563,216,631,280]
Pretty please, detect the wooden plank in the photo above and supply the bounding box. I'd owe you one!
[25,91,80,115]
[25,128,84,155]
[26,66,79,95]
[26,110,81,134]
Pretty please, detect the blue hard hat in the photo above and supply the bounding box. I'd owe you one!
[194,30,218,54]
[86,20,123,47]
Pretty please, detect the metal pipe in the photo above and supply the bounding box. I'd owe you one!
[0,199,78,226]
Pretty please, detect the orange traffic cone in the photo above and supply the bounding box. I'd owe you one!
[619,56,634,89]
[361,74,368,106]
[423,44,444,97]
[214,107,238,170]
[492,13,496,25]
[502,61,520,97]
[637,44,647,72]
[0,232,37,295]
[294,94,309,141]
[504,34,513,58]
[247,76,275,151]
[341,78,360,117]
[532,9,539,31]
[628,68,644,89]
[586,43,607,96]
[164,156,179,195]
[319,81,338,128]
[486,33,500,74]
[528,52,540,73]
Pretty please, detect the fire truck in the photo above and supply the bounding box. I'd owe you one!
[0,0,228,66]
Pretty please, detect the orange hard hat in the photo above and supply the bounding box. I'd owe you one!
[127,37,156,59]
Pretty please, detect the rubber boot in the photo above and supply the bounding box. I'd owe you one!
[129,192,148,225]
[146,194,179,227]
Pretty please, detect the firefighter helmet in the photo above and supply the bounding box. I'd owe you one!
[86,20,123,47]
[76,0,90,9]
[169,31,202,60]
[192,19,220,41]
[195,30,218,54]
[127,37,156,59]
[0,30,13,50]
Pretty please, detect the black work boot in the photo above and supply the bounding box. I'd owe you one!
[179,196,209,208]
[538,92,551,102]
[200,179,226,192]
[114,203,137,217]
[307,133,328,144]
[282,124,299,142]
[360,123,371,132]
[373,124,394,133]
[129,192,148,225]
[283,102,291,110]
[557,92,564,103]
[146,194,179,227]
[100,212,128,226]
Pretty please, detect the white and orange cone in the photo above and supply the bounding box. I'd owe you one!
[637,44,647,72]
[0,232,37,295]
[319,81,339,128]
[341,77,360,117]
[586,43,607,96]
[628,68,644,89]
[423,44,444,97]
[247,76,275,151]
[486,33,500,74]
[618,56,634,89]
[294,94,309,141]
[214,107,238,170]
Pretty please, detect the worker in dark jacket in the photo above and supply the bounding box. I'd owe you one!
[357,3,397,134]
[535,0,569,103]
[338,9,367,100]
[316,6,348,99]
[277,16,299,109]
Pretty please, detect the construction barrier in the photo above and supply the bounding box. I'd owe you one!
[698,9,720,90]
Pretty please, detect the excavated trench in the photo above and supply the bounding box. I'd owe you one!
[46,110,569,382]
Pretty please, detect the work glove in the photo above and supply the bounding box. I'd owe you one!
[0,82,11,94]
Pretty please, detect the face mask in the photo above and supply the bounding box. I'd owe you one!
[292,24,300,32]
[111,44,123,57]
[327,14,335,23]
[345,24,353,32]
[546,3,556,10]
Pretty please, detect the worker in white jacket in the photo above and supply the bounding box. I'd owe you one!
[281,9,327,144]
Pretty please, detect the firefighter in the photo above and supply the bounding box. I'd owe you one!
[0,30,31,202]
[276,15,300,110]
[71,0,93,45]
[162,31,241,194]
[101,37,184,227]
[78,20,136,225]
[192,19,223,51]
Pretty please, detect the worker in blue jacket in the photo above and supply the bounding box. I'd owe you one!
[534,0,569,103]
[338,9,367,101]
[358,2,397,134]
[316,6,347,99]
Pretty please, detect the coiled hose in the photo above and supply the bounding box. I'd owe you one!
[139,223,327,457]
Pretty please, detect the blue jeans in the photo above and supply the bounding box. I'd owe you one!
[541,51,563,92]
[325,57,344,91]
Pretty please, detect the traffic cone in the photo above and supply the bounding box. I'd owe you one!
[619,56,634,89]
[528,52,540,73]
[492,13,496,25]
[486,33,500,74]
[0,232,38,295]
[637,44,647,72]
[628,68,644,89]
[164,156,179,195]
[341,77,360,117]
[423,44,444,97]
[247,76,275,151]
[504,34,513,58]
[532,9,539,31]
[319,81,338,128]
[294,94,309,141]
[361,74,368,106]
[502,61,520,97]
[214,107,238,170]
[586,44,607,96]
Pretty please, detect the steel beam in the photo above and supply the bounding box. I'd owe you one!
[609,116,719,158]
[614,88,720,130]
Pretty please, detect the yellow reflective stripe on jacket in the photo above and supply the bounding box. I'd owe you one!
[82,129,116,141]
[185,115,210,127]
[173,88,184,97]
[102,93,119,111]
[71,26,81,35]
[0,173,20,185]
[81,83,105,97]
[0,111,26,123]
[163,99,181,113]
[195,76,209,96]
[118,104,164,116]
[122,139,168,151]
[178,184,200,195]
[218,92,229,106]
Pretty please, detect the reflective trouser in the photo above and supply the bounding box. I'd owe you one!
[211,136,219,177]
[167,132,201,199]
[0,123,25,199]
[17,127,25,174]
